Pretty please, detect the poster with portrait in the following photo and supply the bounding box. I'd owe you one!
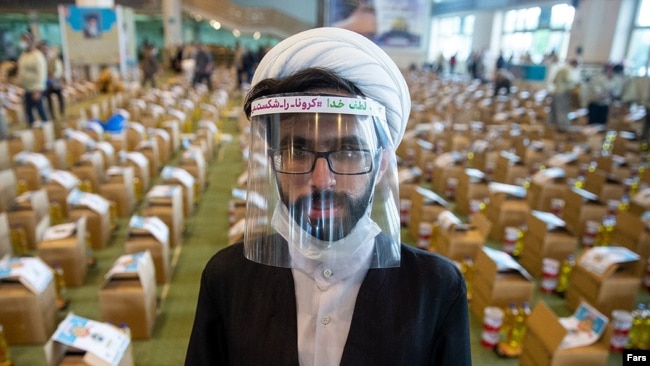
[58,5,120,65]
[328,0,427,48]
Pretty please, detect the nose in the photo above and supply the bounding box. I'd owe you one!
[310,156,336,189]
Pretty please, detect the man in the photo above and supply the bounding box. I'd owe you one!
[16,32,48,126]
[548,58,580,132]
[38,41,65,121]
[192,42,214,91]
[185,27,470,365]
[83,15,100,38]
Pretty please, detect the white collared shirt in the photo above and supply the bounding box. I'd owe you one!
[271,203,378,366]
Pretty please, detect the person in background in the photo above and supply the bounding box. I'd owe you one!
[548,58,580,132]
[16,32,48,126]
[584,63,626,125]
[185,27,471,366]
[192,42,214,91]
[38,41,65,122]
[140,44,160,89]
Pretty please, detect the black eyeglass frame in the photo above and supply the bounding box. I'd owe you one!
[268,148,380,175]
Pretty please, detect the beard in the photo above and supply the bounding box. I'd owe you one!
[283,185,374,242]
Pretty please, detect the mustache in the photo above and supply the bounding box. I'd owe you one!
[299,190,346,207]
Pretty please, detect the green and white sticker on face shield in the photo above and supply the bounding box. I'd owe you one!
[251,95,387,121]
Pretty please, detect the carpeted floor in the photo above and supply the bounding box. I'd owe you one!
[5,86,643,366]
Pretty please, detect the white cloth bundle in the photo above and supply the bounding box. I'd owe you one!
[251,27,411,147]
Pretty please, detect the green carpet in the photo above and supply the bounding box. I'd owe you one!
[5,91,644,366]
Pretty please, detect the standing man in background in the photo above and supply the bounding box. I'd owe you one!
[548,58,580,132]
[38,41,65,122]
[185,27,471,366]
[192,42,214,91]
[16,32,48,126]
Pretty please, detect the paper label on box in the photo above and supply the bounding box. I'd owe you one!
[437,210,462,231]
[531,210,566,230]
[558,301,608,349]
[531,167,565,185]
[43,222,77,241]
[434,152,461,168]
[48,170,79,190]
[136,139,155,150]
[129,215,169,246]
[488,182,527,198]
[147,185,177,199]
[128,122,146,135]
[95,141,115,158]
[65,129,93,146]
[161,166,194,187]
[199,120,217,133]
[0,257,53,294]
[482,247,534,281]
[105,251,153,278]
[51,313,129,366]
[632,188,650,207]
[547,152,577,167]
[68,189,110,214]
[578,246,640,276]
[106,166,125,177]
[151,128,170,142]
[470,139,488,153]
[168,109,186,122]
[415,186,449,207]
[14,151,53,174]
[125,151,148,169]
[182,147,202,162]
[85,120,104,135]
[231,188,247,201]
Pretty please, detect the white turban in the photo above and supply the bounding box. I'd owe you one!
[251,27,411,147]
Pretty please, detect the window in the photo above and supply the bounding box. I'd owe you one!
[627,0,650,76]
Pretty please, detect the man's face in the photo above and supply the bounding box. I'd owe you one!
[274,113,379,242]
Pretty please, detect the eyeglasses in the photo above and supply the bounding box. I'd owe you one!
[269,148,376,175]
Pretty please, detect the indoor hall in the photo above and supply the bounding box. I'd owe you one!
[0,1,650,365]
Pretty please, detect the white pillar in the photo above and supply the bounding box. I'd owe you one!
[567,0,626,63]
[163,0,183,48]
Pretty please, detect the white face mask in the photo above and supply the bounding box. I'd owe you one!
[19,41,29,50]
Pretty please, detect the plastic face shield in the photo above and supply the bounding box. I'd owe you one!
[244,94,401,269]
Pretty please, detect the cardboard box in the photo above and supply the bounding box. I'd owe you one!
[13,151,53,191]
[136,139,160,178]
[160,166,195,218]
[161,120,180,153]
[0,140,11,170]
[43,170,79,218]
[7,189,51,249]
[612,210,650,261]
[41,139,69,170]
[37,217,88,287]
[99,166,136,218]
[95,141,117,170]
[526,167,568,212]
[492,152,529,185]
[122,151,151,198]
[562,187,608,238]
[99,251,157,340]
[520,211,579,278]
[0,212,10,258]
[68,190,111,250]
[70,151,106,194]
[126,122,146,151]
[484,183,530,242]
[8,129,35,158]
[0,257,57,344]
[566,246,642,316]
[142,185,184,247]
[629,187,650,216]
[470,247,535,319]
[520,301,609,366]
[151,128,171,164]
[178,148,207,194]
[32,121,55,152]
[430,153,465,198]
[407,186,449,239]
[583,169,625,203]
[455,169,489,217]
[124,216,171,285]
[0,168,17,213]
[64,129,94,166]
[45,313,134,365]
[434,212,491,262]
